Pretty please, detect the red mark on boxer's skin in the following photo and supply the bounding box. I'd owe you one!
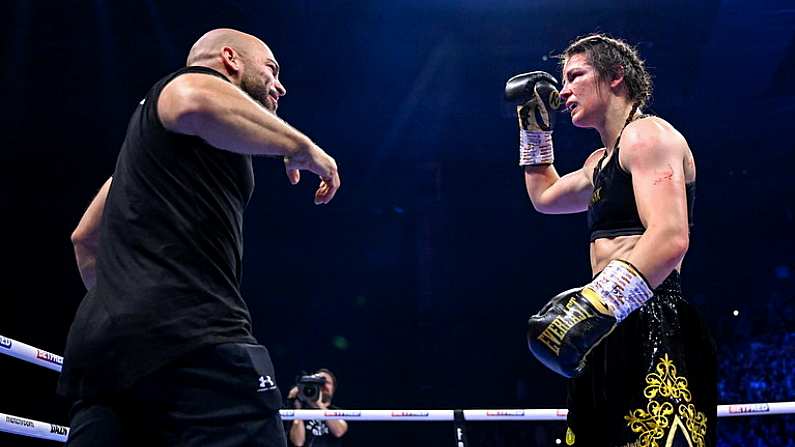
[653,164,674,185]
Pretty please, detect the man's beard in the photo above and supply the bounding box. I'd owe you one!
[241,74,275,113]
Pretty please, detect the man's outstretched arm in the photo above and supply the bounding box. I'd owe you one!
[158,73,339,204]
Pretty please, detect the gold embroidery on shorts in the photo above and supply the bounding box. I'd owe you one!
[623,354,708,447]
[643,354,691,401]
[566,427,575,445]
[678,404,708,447]
[625,400,674,446]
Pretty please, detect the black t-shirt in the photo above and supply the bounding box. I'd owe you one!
[58,66,258,399]
[301,419,343,447]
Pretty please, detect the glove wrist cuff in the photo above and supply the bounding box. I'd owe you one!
[585,259,653,322]
[519,130,554,166]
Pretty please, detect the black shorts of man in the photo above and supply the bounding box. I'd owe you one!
[59,28,341,447]
[286,369,348,447]
[506,34,717,446]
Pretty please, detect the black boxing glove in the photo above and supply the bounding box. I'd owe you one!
[504,71,561,166]
[527,260,653,378]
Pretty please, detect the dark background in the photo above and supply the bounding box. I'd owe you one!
[1,0,793,445]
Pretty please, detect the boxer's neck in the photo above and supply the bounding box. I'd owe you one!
[598,100,636,154]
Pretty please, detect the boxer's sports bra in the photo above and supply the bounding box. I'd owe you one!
[587,116,695,242]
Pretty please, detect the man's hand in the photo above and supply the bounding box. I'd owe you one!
[315,397,330,410]
[288,386,303,409]
[283,143,341,205]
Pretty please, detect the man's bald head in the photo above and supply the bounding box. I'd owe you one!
[183,28,285,113]
[186,28,269,67]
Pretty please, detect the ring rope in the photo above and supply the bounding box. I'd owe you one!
[2,333,793,444]
[1,412,69,442]
[0,334,63,372]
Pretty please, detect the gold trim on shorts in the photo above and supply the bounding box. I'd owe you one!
[623,353,708,447]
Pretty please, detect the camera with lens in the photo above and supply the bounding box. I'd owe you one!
[296,374,327,405]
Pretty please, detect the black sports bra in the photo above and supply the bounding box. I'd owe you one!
[587,117,695,242]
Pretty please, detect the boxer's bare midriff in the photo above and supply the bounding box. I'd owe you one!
[589,234,683,276]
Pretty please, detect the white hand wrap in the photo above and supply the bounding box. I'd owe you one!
[583,259,653,322]
[519,130,554,166]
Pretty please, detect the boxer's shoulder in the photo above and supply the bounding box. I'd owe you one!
[622,116,684,148]
[619,117,688,168]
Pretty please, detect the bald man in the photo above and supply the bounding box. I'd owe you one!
[59,29,339,446]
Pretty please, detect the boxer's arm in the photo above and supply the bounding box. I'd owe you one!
[524,148,604,214]
[621,120,690,287]
[71,177,112,290]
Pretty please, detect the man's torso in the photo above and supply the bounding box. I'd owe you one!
[59,66,258,399]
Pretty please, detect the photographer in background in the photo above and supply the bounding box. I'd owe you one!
[287,369,348,447]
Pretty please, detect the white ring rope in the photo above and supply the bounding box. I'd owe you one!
[2,333,794,443]
[0,334,63,372]
[281,403,795,420]
[1,413,69,443]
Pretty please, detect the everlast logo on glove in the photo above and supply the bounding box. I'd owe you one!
[527,286,618,378]
[536,296,602,355]
[527,260,652,378]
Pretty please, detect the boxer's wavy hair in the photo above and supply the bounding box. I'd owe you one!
[559,34,652,122]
